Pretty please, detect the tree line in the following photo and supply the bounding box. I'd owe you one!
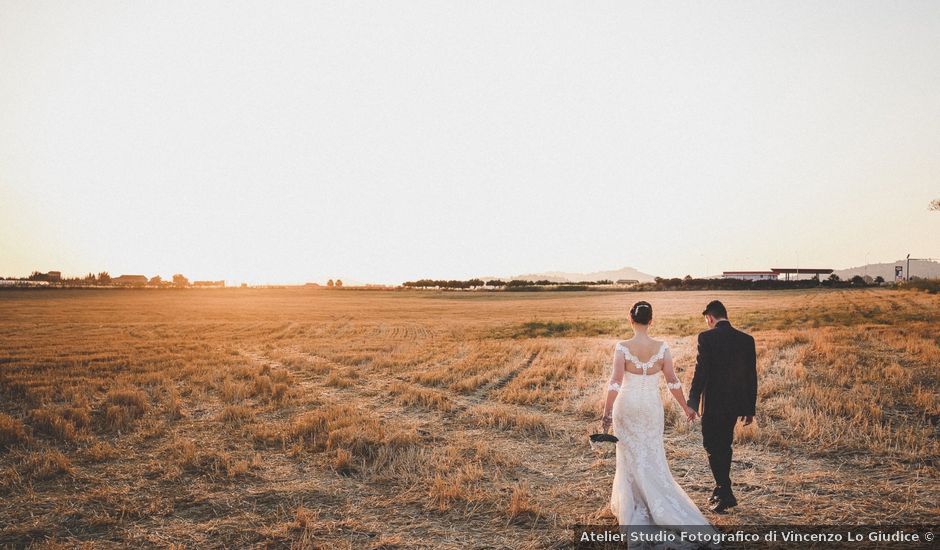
[401,278,615,289]
[19,271,199,287]
[634,274,885,292]
[401,274,895,292]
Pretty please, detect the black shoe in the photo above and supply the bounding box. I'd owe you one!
[710,497,738,514]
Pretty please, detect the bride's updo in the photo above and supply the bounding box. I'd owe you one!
[630,301,653,325]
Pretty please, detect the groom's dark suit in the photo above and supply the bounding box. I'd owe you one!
[687,319,757,502]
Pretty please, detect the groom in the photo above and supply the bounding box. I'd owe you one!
[687,300,757,513]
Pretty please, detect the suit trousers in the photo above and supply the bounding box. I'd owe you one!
[701,411,738,499]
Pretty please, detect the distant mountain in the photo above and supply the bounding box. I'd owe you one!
[484,266,656,283]
[834,260,940,281]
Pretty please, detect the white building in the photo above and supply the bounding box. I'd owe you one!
[721,271,779,281]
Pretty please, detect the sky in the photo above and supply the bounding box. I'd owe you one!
[1,1,939,285]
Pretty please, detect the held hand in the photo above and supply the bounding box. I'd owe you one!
[601,414,612,432]
[684,406,697,423]
[740,415,753,426]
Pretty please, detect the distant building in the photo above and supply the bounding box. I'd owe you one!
[615,279,640,285]
[46,271,61,282]
[722,271,779,281]
[111,274,149,286]
[193,280,225,288]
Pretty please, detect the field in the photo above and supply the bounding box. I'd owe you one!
[0,288,938,548]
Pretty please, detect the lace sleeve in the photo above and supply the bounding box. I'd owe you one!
[661,344,683,390]
[608,344,625,392]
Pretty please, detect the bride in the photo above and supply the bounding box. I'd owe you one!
[601,300,718,548]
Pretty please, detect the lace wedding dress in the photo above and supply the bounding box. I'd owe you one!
[608,341,719,549]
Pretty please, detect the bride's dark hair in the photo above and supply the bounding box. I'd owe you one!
[630,301,653,325]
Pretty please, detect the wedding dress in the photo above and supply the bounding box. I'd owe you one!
[607,341,719,549]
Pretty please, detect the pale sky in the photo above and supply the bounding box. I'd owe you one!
[2,1,938,285]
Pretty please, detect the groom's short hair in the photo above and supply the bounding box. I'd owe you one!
[702,300,728,319]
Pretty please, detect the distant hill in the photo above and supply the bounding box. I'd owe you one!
[484,266,656,283]
[834,260,940,281]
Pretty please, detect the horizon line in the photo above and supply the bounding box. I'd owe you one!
[3,258,936,287]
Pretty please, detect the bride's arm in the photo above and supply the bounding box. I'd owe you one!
[661,347,696,422]
[601,346,625,430]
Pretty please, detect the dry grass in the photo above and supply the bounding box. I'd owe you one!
[506,481,542,523]
[168,436,258,480]
[465,403,555,436]
[19,449,74,482]
[218,404,254,425]
[388,381,456,412]
[0,413,30,450]
[0,287,937,547]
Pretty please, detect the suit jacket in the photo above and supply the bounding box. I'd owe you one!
[687,320,757,417]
